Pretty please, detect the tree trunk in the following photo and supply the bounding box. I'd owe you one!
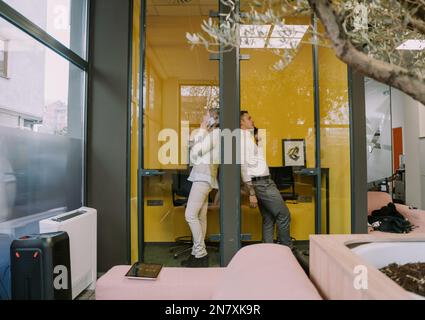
[308,0,425,106]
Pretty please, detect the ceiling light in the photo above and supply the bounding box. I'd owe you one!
[239,25,271,38]
[270,25,309,39]
[239,24,309,49]
[396,39,425,50]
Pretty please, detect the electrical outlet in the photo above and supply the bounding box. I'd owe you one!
[297,196,313,203]
[147,200,164,206]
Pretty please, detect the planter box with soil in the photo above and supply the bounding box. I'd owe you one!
[310,234,425,299]
[351,241,425,299]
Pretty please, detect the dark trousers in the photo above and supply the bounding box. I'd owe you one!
[253,178,292,247]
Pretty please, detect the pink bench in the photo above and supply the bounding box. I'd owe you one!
[96,244,322,300]
[368,191,425,234]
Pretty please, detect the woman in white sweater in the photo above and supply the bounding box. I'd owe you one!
[181,109,220,267]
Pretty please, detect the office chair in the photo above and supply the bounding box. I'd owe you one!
[170,171,193,258]
[270,167,298,201]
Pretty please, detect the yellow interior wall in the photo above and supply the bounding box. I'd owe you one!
[239,17,351,239]
[141,13,221,242]
[144,61,164,169]
[144,16,217,170]
[240,17,315,168]
[240,52,316,168]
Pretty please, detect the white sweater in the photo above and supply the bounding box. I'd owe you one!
[188,128,220,189]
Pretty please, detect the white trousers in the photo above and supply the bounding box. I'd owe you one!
[185,181,212,258]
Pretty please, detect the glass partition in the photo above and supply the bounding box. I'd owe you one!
[365,79,415,208]
[365,78,392,185]
[240,14,317,245]
[238,4,351,250]
[130,0,141,264]
[318,45,351,234]
[3,0,88,58]
[0,16,84,223]
[133,0,220,267]
[132,0,353,266]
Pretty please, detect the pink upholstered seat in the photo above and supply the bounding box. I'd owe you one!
[96,266,225,300]
[96,243,322,300]
[367,191,392,215]
[367,191,425,234]
[211,244,321,300]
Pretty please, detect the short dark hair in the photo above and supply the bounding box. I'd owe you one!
[240,110,249,118]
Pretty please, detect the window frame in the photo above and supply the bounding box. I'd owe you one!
[0,37,8,78]
[0,0,90,206]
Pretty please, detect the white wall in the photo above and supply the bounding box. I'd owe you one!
[419,105,425,138]
[3,0,48,28]
[404,95,424,208]
[391,88,405,152]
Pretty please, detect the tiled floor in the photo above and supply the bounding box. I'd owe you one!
[76,289,95,300]
[144,243,221,267]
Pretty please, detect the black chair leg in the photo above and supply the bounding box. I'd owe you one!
[170,235,193,259]
[172,246,192,259]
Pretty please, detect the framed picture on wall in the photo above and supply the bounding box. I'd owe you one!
[282,139,306,167]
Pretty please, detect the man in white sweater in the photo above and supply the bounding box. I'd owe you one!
[240,111,293,247]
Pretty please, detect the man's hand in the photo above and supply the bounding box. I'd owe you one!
[249,195,258,208]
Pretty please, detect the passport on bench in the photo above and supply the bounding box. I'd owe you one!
[125,262,163,280]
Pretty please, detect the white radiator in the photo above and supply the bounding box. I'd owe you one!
[39,207,97,300]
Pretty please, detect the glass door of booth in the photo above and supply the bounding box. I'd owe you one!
[131,0,352,266]
[239,11,322,246]
[237,1,352,248]
[131,0,221,266]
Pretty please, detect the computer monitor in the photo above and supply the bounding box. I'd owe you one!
[269,167,298,201]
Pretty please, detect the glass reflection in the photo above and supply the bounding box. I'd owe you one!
[3,0,88,58]
[138,0,220,267]
[0,14,85,300]
[240,14,316,243]
[0,17,84,222]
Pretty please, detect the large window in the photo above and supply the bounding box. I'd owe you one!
[130,0,220,265]
[2,0,88,58]
[0,0,88,300]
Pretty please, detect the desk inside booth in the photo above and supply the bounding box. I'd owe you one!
[139,167,329,244]
[242,167,329,242]
[140,169,221,244]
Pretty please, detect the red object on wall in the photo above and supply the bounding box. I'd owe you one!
[393,127,403,172]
